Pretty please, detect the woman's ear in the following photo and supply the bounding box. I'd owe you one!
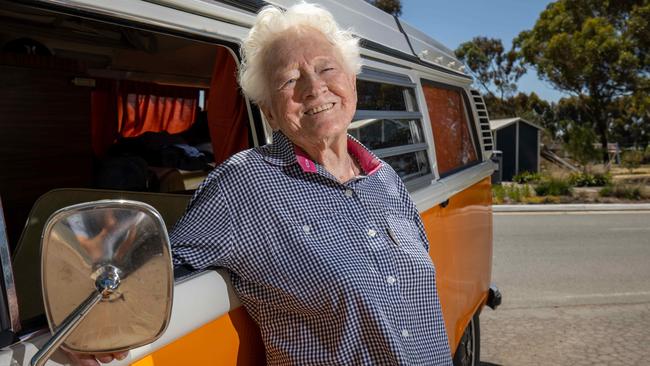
[259,103,278,130]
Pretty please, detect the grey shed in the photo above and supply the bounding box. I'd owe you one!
[490,117,543,181]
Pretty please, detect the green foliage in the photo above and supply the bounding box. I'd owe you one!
[568,172,612,187]
[562,122,600,166]
[609,93,650,149]
[492,184,506,204]
[516,0,650,162]
[534,177,573,196]
[512,171,542,184]
[455,37,526,101]
[364,0,402,16]
[492,184,534,204]
[599,184,642,200]
[621,150,644,173]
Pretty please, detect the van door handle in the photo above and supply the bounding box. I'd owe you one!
[440,199,450,208]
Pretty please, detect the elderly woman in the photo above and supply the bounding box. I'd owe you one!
[71,3,452,366]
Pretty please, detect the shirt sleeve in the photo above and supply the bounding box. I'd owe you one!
[169,175,234,270]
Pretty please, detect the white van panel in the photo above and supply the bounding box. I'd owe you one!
[38,0,250,42]
[399,20,468,75]
[266,0,414,56]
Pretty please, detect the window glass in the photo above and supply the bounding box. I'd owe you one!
[353,77,431,187]
[356,80,418,111]
[421,82,478,176]
[348,119,424,150]
[383,151,431,180]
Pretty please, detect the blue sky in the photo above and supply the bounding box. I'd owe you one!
[401,0,568,102]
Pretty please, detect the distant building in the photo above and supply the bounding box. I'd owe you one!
[490,117,543,181]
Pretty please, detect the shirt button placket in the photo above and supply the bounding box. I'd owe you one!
[344,189,354,198]
[367,228,377,238]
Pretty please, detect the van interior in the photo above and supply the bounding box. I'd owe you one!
[0,2,252,333]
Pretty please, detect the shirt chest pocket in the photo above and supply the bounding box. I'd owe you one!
[385,215,431,260]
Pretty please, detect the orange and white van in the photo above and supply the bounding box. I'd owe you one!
[0,0,500,365]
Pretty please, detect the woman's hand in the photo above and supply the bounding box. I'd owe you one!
[64,350,129,366]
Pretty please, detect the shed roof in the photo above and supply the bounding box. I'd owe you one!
[490,117,544,132]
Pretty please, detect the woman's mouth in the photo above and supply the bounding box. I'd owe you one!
[305,103,335,115]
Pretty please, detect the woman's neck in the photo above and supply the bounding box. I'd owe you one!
[297,134,360,183]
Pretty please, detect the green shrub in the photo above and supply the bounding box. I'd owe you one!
[492,184,534,203]
[568,172,612,187]
[621,150,643,173]
[599,184,642,200]
[534,177,572,196]
[512,171,542,184]
[492,185,505,204]
[507,185,521,202]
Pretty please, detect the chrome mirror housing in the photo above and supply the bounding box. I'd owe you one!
[32,200,173,366]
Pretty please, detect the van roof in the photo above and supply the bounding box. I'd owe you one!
[262,0,469,77]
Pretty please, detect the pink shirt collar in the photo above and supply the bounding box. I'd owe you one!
[294,137,382,176]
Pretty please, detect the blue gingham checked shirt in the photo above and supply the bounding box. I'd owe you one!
[169,131,452,365]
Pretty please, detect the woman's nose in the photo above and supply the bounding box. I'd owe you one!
[302,72,326,99]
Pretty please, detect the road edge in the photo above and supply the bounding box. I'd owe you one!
[493,203,650,212]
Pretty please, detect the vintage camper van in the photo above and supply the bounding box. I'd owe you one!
[0,0,500,365]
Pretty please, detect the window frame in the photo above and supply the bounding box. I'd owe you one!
[419,78,483,179]
[0,196,19,347]
[354,67,434,191]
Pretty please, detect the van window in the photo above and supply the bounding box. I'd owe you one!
[351,69,432,189]
[421,80,478,177]
[0,3,252,335]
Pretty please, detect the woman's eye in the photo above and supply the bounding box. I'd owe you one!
[281,78,296,88]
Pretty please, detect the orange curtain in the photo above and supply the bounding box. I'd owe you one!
[207,47,250,165]
[422,84,477,176]
[117,80,198,138]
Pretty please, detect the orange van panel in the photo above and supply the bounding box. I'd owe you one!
[135,177,492,364]
[132,307,265,366]
[421,177,493,352]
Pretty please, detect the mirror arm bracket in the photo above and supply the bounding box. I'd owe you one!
[30,290,103,366]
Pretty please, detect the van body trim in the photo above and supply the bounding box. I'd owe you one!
[360,39,472,80]
[353,111,423,120]
[412,160,496,212]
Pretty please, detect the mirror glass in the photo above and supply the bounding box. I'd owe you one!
[41,200,173,353]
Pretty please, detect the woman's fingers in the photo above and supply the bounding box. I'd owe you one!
[113,351,129,361]
[95,354,114,363]
[64,351,100,366]
[64,349,129,365]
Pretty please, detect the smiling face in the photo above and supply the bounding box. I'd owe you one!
[260,27,357,148]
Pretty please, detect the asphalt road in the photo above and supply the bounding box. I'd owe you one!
[480,211,650,366]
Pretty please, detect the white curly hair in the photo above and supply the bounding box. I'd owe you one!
[238,2,362,106]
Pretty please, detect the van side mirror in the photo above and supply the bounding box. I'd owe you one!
[31,200,173,366]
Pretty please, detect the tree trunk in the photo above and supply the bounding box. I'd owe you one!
[595,117,610,163]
